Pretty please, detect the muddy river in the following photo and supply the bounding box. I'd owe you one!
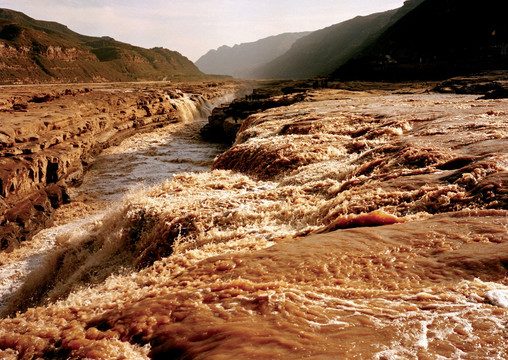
[0,88,506,359]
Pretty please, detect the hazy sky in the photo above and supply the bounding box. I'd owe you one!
[0,0,405,61]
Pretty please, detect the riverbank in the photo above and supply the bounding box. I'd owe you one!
[0,81,252,250]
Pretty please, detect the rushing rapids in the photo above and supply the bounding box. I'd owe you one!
[0,87,507,359]
[0,82,248,314]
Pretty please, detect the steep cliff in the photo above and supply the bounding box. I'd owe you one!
[0,8,205,84]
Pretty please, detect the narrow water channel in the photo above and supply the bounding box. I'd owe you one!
[70,97,228,205]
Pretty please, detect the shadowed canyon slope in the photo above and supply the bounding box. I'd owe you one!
[334,0,508,80]
[250,9,399,79]
[195,32,310,78]
[0,8,205,84]
[205,0,507,80]
[225,0,424,79]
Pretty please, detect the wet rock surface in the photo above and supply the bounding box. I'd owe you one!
[200,80,323,144]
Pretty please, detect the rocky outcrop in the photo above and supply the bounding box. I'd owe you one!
[200,80,325,143]
[0,81,247,250]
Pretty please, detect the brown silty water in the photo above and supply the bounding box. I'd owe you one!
[0,88,506,359]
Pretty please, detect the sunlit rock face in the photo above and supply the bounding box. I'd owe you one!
[0,88,507,359]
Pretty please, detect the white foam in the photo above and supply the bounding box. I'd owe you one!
[415,321,429,349]
[0,213,103,314]
[486,290,508,307]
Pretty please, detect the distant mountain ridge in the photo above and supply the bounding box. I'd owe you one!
[252,0,425,79]
[0,8,205,84]
[195,32,310,78]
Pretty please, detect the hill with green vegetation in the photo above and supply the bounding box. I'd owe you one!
[0,8,205,84]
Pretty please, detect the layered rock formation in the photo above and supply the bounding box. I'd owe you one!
[0,81,248,250]
[0,9,206,84]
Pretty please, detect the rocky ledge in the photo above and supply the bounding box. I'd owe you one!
[0,81,248,250]
[433,71,508,99]
[200,80,328,144]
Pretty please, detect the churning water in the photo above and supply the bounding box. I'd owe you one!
[0,89,506,359]
[0,92,231,316]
